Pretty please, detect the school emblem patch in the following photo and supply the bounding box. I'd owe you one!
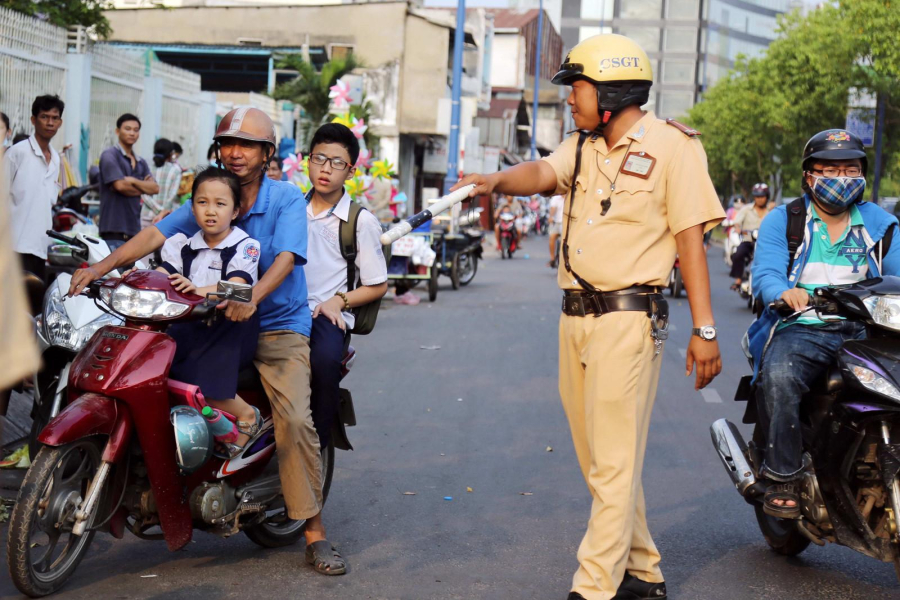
[826,131,851,143]
[243,244,260,263]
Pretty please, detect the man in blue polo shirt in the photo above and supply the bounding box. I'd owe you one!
[68,108,342,573]
[98,113,158,250]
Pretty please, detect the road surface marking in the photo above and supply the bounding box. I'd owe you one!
[701,388,723,403]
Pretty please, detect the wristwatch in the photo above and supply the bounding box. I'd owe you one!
[692,325,718,341]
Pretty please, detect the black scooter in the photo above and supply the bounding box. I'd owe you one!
[711,277,900,581]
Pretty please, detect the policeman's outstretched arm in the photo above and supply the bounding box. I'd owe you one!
[67,226,167,297]
[451,160,558,198]
[675,224,722,390]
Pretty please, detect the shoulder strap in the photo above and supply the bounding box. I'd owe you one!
[785,198,807,276]
[561,131,598,293]
[340,202,364,293]
[665,118,701,137]
[219,236,251,280]
[180,243,201,283]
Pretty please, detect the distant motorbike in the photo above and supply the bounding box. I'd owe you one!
[668,256,683,298]
[433,228,484,289]
[498,213,518,259]
[711,278,900,584]
[735,230,759,312]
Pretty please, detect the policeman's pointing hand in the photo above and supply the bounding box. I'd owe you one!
[450,174,497,198]
[686,337,722,391]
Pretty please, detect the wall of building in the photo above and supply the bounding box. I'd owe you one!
[104,3,410,67]
[490,34,526,90]
[399,14,450,135]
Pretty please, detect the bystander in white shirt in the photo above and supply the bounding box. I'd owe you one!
[5,135,60,259]
[305,192,388,330]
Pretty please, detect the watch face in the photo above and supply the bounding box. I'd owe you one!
[701,326,716,340]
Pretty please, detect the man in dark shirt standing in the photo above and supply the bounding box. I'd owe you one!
[98,113,158,250]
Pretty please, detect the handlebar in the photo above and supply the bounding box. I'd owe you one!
[769,294,834,318]
[380,184,475,245]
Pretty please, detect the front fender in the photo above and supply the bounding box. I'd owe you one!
[38,393,118,446]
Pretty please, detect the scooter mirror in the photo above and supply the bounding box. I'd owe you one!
[211,280,253,303]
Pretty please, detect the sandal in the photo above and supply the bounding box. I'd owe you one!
[730,282,741,291]
[764,482,801,519]
[220,406,262,459]
[305,540,347,575]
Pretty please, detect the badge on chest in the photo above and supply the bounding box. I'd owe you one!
[620,152,656,179]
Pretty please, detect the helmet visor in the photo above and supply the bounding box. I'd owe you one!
[552,62,585,85]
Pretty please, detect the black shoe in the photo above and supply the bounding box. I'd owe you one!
[567,594,586,600]
[612,573,667,600]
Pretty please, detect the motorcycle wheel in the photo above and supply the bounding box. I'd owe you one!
[458,253,477,286]
[672,270,683,299]
[753,504,811,556]
[7,440,103,597]
[501,237,510,259]
[428,264,439,302]
[244,440,335,549]
[450,254,461,290]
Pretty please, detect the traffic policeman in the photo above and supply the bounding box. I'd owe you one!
[453,34,725,600]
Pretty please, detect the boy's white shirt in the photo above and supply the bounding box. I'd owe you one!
[160,226,260,288]
[305,192,388,329]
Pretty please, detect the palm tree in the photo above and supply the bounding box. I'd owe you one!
[273,54,358,146]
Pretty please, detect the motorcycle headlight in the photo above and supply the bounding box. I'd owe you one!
[863,295,900,332]
[850,365,900,401]
[43,283,123,351]
[107,284,190,319]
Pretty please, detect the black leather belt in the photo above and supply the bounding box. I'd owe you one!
[562,286,665,317]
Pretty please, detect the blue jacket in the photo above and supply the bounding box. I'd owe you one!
[746,197,900,382]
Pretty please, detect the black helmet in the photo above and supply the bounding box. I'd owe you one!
[751,183,769,198]
[802,129,868,176]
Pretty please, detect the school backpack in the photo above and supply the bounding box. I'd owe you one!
[339,201,392,335]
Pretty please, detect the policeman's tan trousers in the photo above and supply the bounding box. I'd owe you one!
[254,330,324,521]
[558,311,664,600]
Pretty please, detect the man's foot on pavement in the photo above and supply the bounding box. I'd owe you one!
[612,573,667,600]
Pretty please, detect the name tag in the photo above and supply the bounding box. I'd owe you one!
[620,152,656,179]
[210,260,222,270]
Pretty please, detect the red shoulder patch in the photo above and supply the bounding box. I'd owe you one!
[665,118,701,137]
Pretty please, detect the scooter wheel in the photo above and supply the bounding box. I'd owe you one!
[244,440,335,549]
[7,440,103,597]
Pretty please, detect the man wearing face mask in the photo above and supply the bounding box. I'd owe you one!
[749,129,900,519]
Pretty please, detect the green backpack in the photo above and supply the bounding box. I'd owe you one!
[338,202,392,335]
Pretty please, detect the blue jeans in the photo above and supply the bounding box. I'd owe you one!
[759,321,865,481]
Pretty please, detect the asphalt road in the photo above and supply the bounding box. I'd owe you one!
[3,240,900,599]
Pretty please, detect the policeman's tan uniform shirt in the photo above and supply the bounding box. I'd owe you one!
[542,111,724,600]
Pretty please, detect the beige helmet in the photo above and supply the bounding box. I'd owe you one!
[214,107,276,147]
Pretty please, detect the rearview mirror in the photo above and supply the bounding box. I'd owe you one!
[211,280,253,303]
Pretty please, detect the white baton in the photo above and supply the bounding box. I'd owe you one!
[380,184,476,245]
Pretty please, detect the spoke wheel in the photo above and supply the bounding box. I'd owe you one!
[7,440,103,597]
[244,440,334,549]
[458,252,477,286]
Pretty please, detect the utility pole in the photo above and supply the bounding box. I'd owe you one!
[443,0,467,194]
[872,92,886,204]
[530,0,544,161]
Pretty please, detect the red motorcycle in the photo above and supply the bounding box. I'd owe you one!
[6,271,355,597]
[498,212,518,259]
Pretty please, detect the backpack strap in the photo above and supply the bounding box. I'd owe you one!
[785,197,807,276]
[884,223,896,255]
[219,236,251,280]
[340,202,364,293]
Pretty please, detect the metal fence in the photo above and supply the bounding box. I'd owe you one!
[89,45,146,166]
[0,6,67,144]
[152,60,202,167]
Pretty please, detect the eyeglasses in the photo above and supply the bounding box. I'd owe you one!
[810,166,862,178]
[309,153,350,171]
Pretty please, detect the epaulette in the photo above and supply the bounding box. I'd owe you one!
[665,118,701,137]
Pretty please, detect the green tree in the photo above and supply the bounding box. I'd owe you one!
[1,0,111,38]
[272,55,358,146]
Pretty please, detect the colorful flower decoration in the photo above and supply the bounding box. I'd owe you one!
[355,148,372,170]
[283,153,302,179]
[329,80,352,111]
[331,113,353,129]
[370,158,394,180]
[345,175,369,200]
[350,116,368,139]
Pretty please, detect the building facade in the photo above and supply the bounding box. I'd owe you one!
[559,0,798,117]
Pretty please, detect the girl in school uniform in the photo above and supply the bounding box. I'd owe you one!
[157,167,263,456]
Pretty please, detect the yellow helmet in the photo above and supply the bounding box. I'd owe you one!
[552,34,653,86]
